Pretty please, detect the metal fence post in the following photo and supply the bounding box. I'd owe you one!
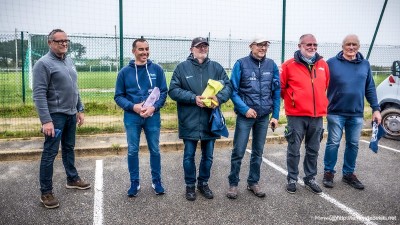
[21,31,25,103]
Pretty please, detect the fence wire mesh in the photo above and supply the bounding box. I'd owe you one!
[0,0,399,136]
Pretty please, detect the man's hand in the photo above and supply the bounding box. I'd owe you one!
[372,111,382,125]
[133,102,144,114]
[245,108,257,118]
[77,112,85,127]
[140,106,155,118]
[270,118,278,131]
[196,96,206,108]
[209,96,219,109]
[42,122,55,137]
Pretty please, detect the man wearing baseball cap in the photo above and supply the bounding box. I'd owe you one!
[169,37,232,201]
[227,34,280,199]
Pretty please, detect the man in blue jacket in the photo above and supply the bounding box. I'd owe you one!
[226,35,280,199]
[114,38,168,197]
[169,37,232,201]
[323,34,382,190]
[33,29,90,209]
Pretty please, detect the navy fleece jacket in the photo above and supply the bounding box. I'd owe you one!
[114,59,167,112]
[327,51,380,117]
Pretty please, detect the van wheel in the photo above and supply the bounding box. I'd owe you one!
[381,108,400,141]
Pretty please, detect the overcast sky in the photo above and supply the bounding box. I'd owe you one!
[1,0,399,45]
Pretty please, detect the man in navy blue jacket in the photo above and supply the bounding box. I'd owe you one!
[114,38,168,197]
[323,34,381,190]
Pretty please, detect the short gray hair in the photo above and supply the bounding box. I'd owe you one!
[48,29,65,41]
[342,34,360,46]
[298,34,316,44]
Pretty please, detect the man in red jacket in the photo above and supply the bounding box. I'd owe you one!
[280,34,330,195]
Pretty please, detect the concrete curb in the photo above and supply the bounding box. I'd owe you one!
[0,129,372,162]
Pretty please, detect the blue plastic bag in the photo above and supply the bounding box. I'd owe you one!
[209,107,229,138]
[369,121,386,153]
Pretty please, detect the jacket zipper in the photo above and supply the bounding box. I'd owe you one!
[258,61,261,116]
[310,68,316,116]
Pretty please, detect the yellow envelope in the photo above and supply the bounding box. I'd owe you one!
[201,79,224,107]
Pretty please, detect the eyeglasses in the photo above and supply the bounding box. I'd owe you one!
[255,43,270,48]
[301,43,318,47]
[195,44,209,49]
[52,39,70,45]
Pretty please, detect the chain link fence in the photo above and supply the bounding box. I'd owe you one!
[1,0,399,136]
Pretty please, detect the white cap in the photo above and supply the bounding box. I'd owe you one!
[251,34,270,44]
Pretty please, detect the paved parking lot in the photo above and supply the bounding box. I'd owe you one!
[0,138,398,225]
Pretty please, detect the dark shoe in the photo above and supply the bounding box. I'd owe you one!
[197,184,214,199]
[247,184,266,198]
[323,171,334,188]
[226,186,238,199]
[286,179,297,194]
[127,181,140,197]
[152,180,165,195]
[342,174,365,190]
[186,186,196,201]
[66,178,91,190]
[40,193,59,209]
[304,178,322,195]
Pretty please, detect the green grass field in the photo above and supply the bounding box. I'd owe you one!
[0,70,392,137]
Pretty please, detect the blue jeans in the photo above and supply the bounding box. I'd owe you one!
[124,111,161,184]
[40,113,79,194]
[183,139,215,187]
[324,114,363,175]
[228,114,269,186]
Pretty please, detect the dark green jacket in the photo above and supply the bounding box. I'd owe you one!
[169,54,232,140]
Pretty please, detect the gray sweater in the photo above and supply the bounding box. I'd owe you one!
[33,51,84,124]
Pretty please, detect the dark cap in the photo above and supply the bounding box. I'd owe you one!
[191,37,209,47]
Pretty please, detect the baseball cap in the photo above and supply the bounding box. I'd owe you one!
[251,34,270,44]
[191,37,209,47]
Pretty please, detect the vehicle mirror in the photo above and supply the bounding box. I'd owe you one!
[392,60,400,77]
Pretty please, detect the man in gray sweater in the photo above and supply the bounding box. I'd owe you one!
[33,29,90,209]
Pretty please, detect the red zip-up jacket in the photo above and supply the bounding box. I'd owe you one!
[280,51,330,117]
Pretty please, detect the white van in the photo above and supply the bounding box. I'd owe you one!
[376,60,400,140]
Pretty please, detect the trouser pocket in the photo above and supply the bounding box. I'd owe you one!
[319,128,325,142]
[284,126,295,143]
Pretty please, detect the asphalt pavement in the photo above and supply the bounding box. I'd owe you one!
[0,138,398,225]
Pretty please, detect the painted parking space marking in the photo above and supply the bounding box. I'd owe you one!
[246,149,378,225]
[93,160,104,225]
[360,140,400,153]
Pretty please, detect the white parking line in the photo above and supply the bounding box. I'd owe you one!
[246,149,378,225]
[360,140,400,153]
[93,160,104,225]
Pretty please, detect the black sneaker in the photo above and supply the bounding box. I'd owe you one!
[186,186,196,201]
[304,179,322,195]
[323,171,334,188]
[286,179,297,194]
[197,184,214,199]
[342,174,365,190]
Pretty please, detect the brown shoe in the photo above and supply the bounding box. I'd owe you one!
[66,178,91,190]
[40,193,59,209]
[226,186,238,199]
[247,184,266,198]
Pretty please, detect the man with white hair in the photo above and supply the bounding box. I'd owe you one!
[322,34,381,190]
[280,34,330,195]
